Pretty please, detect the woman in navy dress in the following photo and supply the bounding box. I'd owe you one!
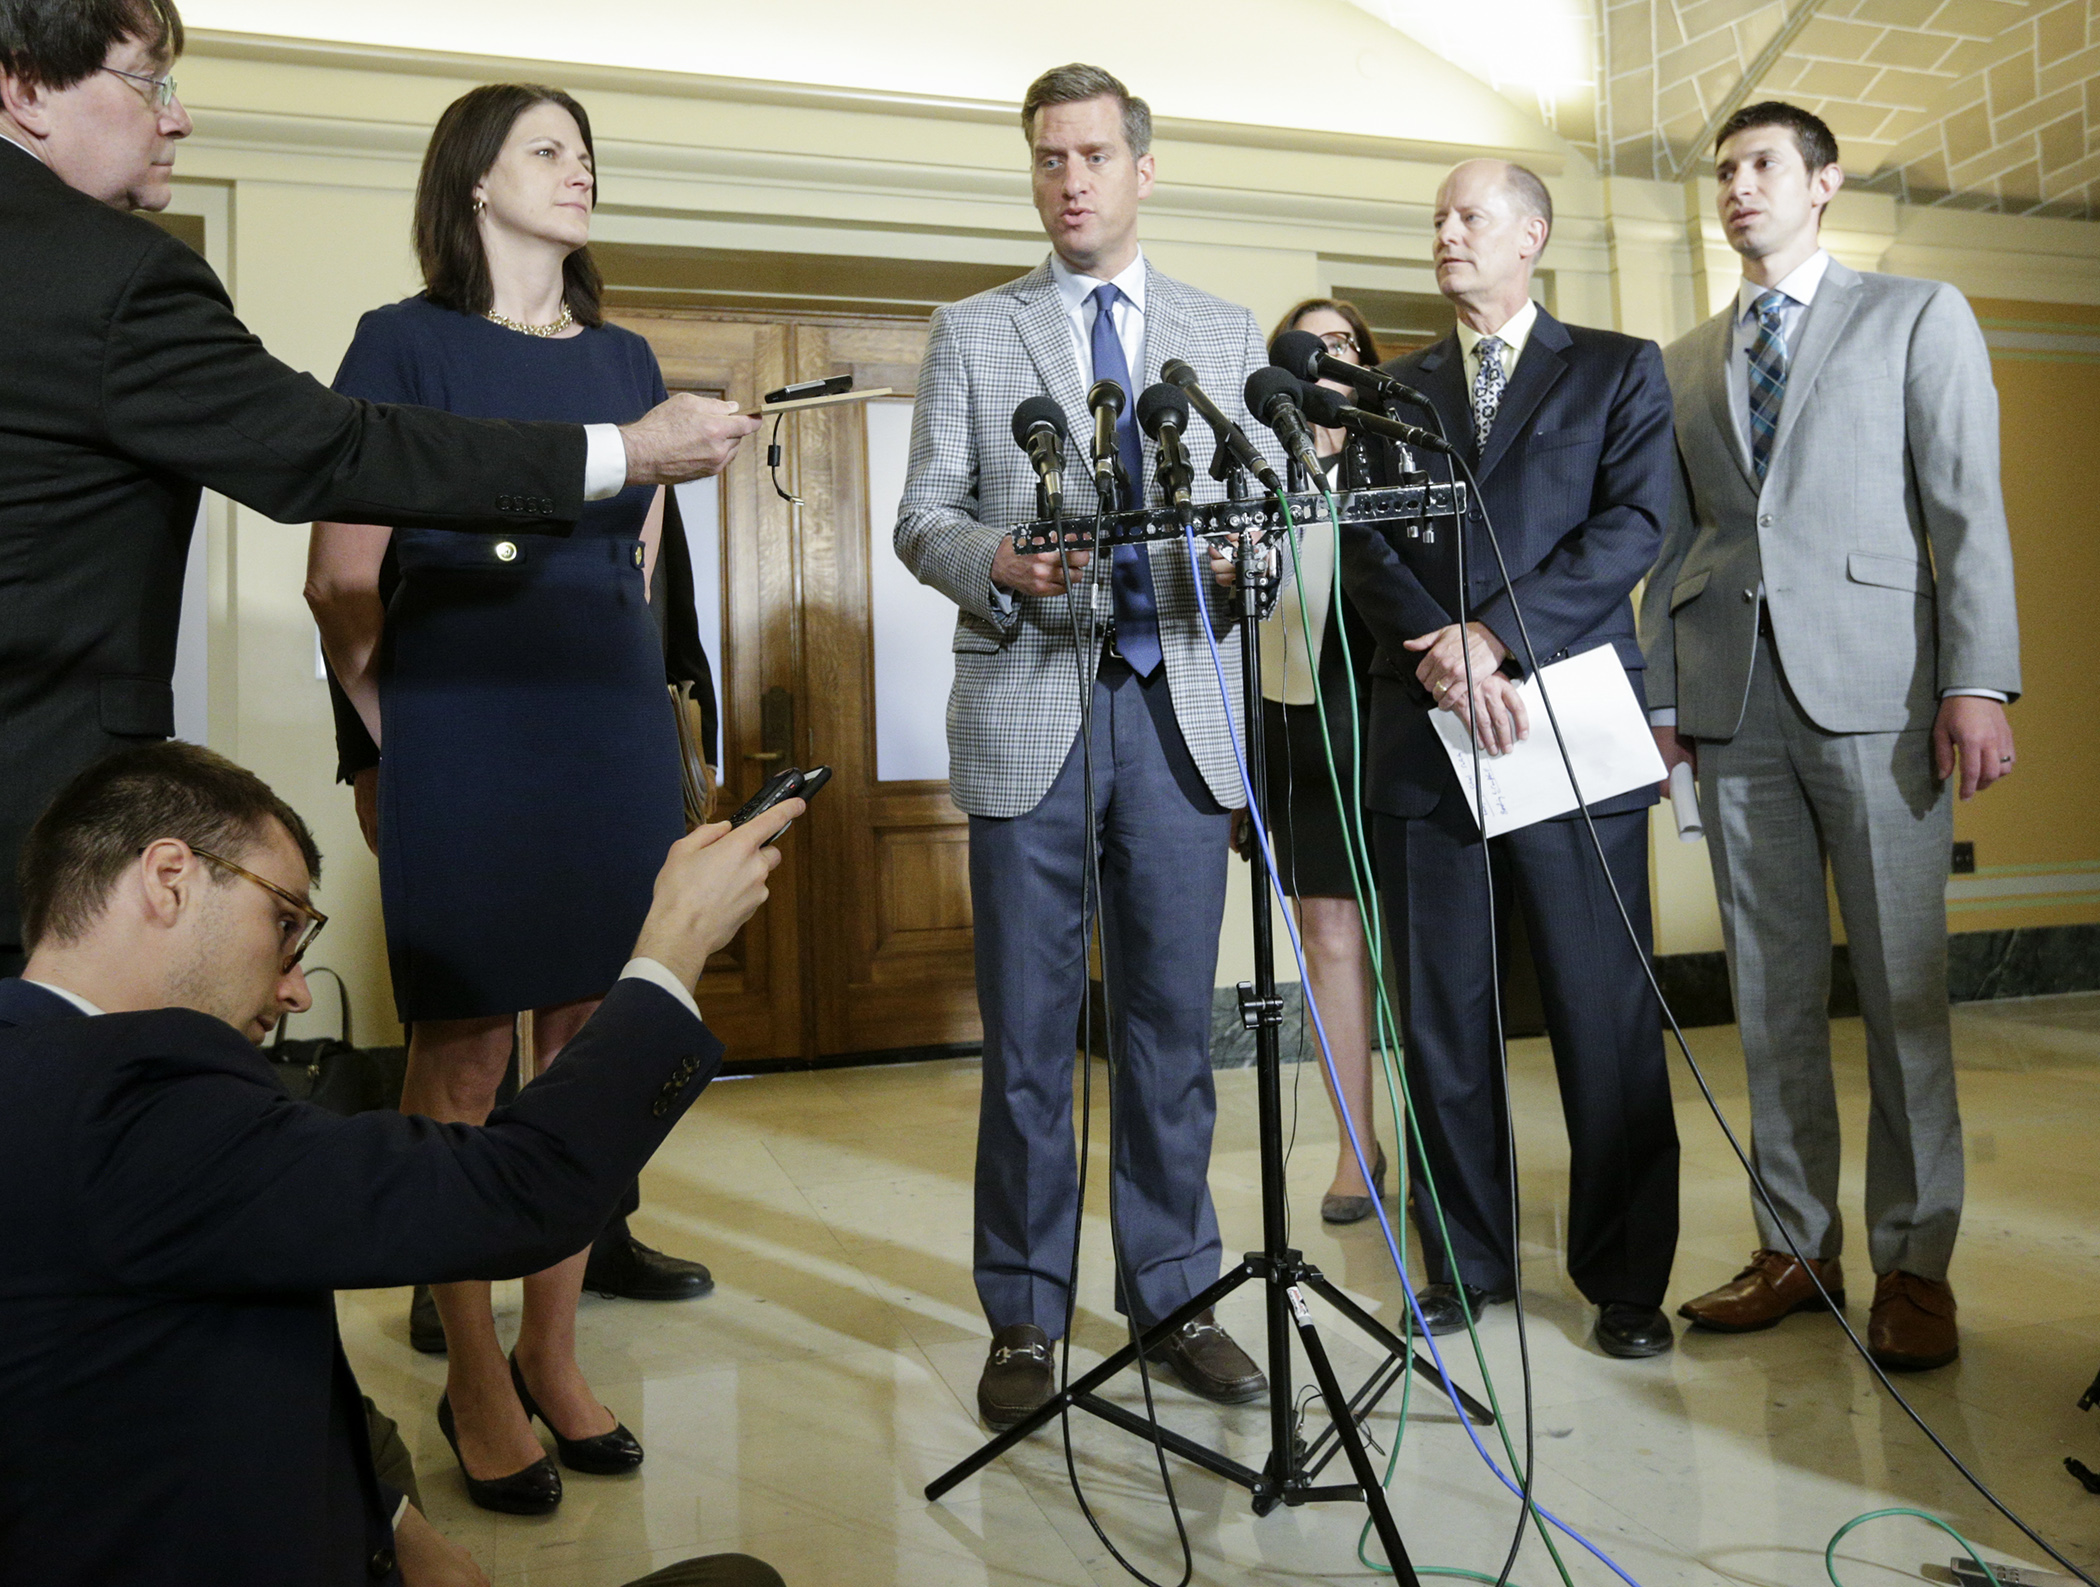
[306,84,682,1515]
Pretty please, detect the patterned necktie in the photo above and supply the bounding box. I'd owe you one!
[1471,334,1507,456]
[1088,282,1160,677]
[1748,289,1789,481]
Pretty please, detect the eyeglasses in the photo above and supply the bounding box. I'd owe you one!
[102,65,178,110]
[190,845,328,970]
[1318,330,1361,358]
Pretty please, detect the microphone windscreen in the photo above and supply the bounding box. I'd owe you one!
[1299,384,1348,427]
[1135,382,1190,440]
[1011,394,1067,449]
[1269,329,1326,381]
[1244,365,1308,422]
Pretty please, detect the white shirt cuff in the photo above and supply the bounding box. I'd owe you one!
[988,582,1015,615]
[392,1495,410,1529]
[1648,707,1678,727]
[1942,688,2009,703]
[583,424,628,502]
[619,957,702,1025]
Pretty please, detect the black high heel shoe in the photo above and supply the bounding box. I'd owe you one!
[1320,1144,1389,1225]
[510,1355,644,1475]
[435,1393,562,1515]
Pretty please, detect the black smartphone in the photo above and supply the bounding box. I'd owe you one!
[761,375,853,406]
[729,765,832,843]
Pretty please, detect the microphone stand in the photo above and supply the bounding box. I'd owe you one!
[929,432,1494,1586]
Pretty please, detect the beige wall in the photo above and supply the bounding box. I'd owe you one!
[160,31,2100,1041]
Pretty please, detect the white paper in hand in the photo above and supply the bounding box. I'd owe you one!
[1431,645,1666,838]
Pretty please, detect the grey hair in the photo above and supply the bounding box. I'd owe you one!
[1503,162,1554,254]
[1021,62,1151,159]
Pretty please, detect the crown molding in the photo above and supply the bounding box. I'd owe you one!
[183,30,1564,174]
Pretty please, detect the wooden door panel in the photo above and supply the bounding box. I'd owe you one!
[608,312,804,1061]
[794,322,979,1056]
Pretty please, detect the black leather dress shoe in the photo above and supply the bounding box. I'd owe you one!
[510,1356,644,1474]
[978,1323,1055,1430]
[583,1234,714,1301]
[1407,1282,1515,1337]
[1595,1302,1674,1358]
[435,1394,562,1515]
[409,1284,446,1355]
[1142,1310,1267,1404]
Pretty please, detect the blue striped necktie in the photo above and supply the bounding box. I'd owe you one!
[1748,289,1789,480]
[1088,282,1160,677]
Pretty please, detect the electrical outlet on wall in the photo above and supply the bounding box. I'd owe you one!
[1951,841,1976,875]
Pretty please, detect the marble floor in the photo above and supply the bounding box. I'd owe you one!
[339,994,2100,1587]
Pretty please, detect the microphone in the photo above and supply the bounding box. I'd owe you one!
[1299,382,1456,456]
[1270,328,1438,415]
[1009,395,1068,516]
[1244,366,1326,482]
[1135,382,1194,517]
[1159,358,1283,496]
[1087,378,1128,505]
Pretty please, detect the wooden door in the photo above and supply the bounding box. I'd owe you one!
[611,310,978,1063]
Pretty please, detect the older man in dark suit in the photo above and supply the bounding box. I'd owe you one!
[0,0,757,975]
[1341,158,1680,1359]
[0,740,795,1586]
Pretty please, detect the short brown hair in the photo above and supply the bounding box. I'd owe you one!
[413,83,605,329]
[1503,163,1554,248]
[18,741,320,951]
[1022,63,1151,159]
[1716,100,1840,175]
[1272,298,1383,367]
[0,0,182,90]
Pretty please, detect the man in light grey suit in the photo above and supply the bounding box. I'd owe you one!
[895,62,1280,1429]
[1641,102,2020,1373]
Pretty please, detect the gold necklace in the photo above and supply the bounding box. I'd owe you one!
[485,302,575,338]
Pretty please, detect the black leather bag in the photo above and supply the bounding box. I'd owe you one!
[265,967,407,1117]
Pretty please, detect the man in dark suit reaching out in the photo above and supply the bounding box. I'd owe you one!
[0,0,759,975]
[1340,159,1680,1358]
[0,740,795,1586]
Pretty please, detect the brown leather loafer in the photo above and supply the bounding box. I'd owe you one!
[1868,1270,1958,1371]
[978,1323,1055,1430]
[1678,1249,1845,1332]
[1143,1310,1267,1404]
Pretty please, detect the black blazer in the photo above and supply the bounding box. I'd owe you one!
[0,975,721,1586]
[0,145,593,946]
[1338,308,1673,821]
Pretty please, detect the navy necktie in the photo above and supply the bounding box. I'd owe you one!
[1089,281,1160,676]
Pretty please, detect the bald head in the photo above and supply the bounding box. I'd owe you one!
[1432,158,1553,329]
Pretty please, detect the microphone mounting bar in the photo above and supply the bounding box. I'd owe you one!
[1006,481,1467,554]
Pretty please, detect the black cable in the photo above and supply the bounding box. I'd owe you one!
[1445,449,2098,1587]
[1048,504,1193,1587]
[1442,443,1545,1587]
[766,412,799,506]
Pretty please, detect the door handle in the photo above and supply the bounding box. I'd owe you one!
[744,685,794,765]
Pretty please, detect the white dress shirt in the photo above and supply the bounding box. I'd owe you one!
[1454,296,1540,403]
[1652,249,2000,724]
[0,131,628,505]
[1048,248,1149,400]
[22,979,105,1017]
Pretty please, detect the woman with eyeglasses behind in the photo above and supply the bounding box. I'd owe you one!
[1258,298,1392,1225]
[304,83,682,1517]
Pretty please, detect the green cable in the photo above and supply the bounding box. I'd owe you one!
[1825,1509,2004,1587]
[1266,488,1571,1587]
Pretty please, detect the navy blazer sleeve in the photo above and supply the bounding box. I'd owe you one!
[102,230,586,534]
[68,978,720,1294]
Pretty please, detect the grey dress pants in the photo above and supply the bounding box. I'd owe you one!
[1696,634,1962,1280]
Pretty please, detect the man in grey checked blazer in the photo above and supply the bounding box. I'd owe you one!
[1642,103,2021,1373]
[895,64,1281,1430]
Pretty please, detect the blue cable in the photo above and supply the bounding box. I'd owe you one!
[1181,522,1645,1587]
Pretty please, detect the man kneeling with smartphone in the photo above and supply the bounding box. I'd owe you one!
[0,740,799,1587]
